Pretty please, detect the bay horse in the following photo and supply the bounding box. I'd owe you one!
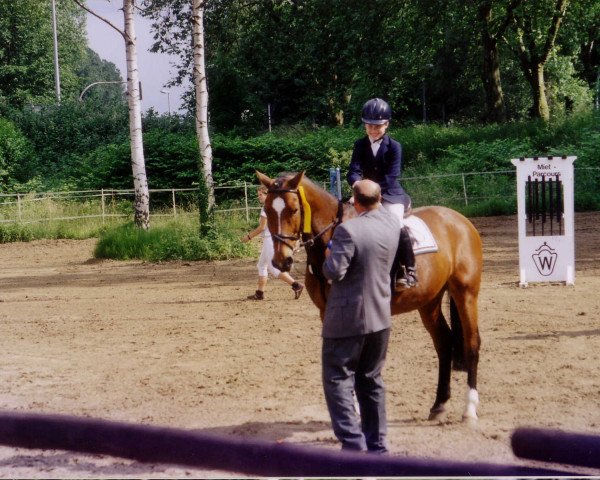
[257,171,483,422]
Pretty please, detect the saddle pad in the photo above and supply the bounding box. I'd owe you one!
[404,215,438,255]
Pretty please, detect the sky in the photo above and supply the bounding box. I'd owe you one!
[84,0,189,114]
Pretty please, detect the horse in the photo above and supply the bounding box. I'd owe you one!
[257,170,483,422]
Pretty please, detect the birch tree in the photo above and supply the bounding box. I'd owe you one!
[72,0,150,229]
[192,0,215,235]
[142,0,215,234]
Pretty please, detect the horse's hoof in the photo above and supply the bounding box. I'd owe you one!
[462,414,478,428]
[428,411,443,421]
[462,388,479,423]
[428,405,446,421]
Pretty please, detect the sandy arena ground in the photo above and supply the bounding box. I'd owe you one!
[0,212,599,478]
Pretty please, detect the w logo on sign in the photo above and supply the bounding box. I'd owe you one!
[532,242,558,276]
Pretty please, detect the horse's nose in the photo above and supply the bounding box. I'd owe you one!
[284,256,294,271]
[272,256,293,272]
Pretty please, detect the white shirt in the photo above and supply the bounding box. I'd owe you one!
[370,137,383,157]
[260,208,271,238]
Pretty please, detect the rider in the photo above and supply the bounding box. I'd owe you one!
[347,97,418,289]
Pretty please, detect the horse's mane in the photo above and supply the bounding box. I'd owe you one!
[275,171,355,221]
[275,171,329,196]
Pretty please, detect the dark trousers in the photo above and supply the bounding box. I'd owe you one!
[322,328,390,453]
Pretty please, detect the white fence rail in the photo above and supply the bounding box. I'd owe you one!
[0,168,597,225]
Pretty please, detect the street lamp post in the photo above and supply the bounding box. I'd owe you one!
[161,89,171,115]
[51,0,61,104]
[79,81,127,101]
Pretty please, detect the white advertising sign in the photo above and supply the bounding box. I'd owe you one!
[510,156,576,287]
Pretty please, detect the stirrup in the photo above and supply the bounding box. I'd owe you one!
[395,268,418,290]
[247,290,264,300]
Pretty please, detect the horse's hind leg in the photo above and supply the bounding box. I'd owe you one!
[418,296,453,421]
[450,289,481,422]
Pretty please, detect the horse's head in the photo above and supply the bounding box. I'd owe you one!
[256,170,306,272]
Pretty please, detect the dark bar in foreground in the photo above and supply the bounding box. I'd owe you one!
[0,411,573,477]
[512,427,600,470]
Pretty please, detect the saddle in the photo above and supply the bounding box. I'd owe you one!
[392,214,438,290]
[403,214,438,255]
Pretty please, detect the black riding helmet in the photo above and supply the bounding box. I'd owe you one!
[361,98,391,125]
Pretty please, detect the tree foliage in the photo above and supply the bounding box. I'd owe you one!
[0,0,92,107]
[0,117,33,191]
[0,0,598,206]
[142,0,598,130]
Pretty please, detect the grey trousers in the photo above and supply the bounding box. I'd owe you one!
[322,328,390,453]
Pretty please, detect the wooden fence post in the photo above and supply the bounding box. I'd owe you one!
[244,182,249,223]
[101,189,106,223]
[46,193,52,220]
[17,193,22,221]
[172,189,177,217]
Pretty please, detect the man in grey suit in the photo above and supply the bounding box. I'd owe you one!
[322,179,401,453]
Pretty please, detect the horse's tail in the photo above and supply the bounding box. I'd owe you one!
[450,295,467,371]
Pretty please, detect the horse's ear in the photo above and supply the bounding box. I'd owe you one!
[256,170,273,188]
[288,171,305,189]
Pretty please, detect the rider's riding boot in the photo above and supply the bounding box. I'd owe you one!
[395,227,418,290]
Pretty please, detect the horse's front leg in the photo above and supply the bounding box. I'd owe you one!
[304,265,328,318]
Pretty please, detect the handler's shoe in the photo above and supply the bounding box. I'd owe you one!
[247,290,264,300]
[291,282,304,299]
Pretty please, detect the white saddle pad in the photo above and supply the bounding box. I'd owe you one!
[404,215,438,255]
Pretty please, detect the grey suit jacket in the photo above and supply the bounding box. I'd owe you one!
[322,207,401,338]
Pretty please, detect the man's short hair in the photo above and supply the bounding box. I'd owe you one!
[257,185,268,194]
[353,180,381,208]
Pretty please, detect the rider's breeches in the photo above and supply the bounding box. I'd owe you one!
[386,199,415,284]
[382,200,414,268]
[257,236,282,278]
[382,201,405,227]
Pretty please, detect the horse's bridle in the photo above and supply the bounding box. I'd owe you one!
[267,187,344,253]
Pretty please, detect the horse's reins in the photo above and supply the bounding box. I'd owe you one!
[267,186,344,254]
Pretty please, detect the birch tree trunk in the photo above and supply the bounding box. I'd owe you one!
[124,0,150,229]
[192,0,215,236]
[71,0,150,229]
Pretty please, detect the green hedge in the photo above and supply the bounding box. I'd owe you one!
[7,110,599,212]
[0,117,34,191]
[210,127,360,184]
